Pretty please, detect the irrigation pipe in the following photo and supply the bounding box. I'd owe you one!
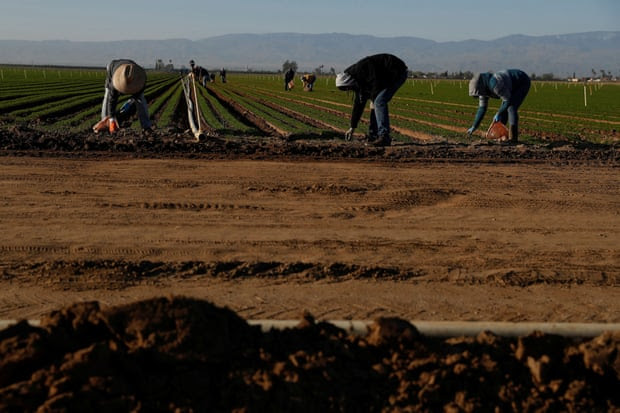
[1,320,618,338]
[180,75,202,141]
[190,73,203,137]
[249,320,620,338]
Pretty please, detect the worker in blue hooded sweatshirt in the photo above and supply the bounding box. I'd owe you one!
[467,69,531,144]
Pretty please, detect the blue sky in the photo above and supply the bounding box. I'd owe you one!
[1,0,618,42]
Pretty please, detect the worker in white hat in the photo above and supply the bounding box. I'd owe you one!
[94,59,151,133]
[336,53,408,146]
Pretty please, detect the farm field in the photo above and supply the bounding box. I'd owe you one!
[0,66,619,411]
[1,66,619,144]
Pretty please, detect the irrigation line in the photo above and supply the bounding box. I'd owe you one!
[190,73,202,136]
[1,319,618,338]
[180,75,201,140]
[249,320,620,338]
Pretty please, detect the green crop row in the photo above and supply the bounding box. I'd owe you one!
[198,85,261,135]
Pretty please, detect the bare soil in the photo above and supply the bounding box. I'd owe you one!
[0,128,618,411]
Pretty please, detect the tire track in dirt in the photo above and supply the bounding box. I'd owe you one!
[95,201,266,211]
[457,196,615,213]
[3,259,615,290]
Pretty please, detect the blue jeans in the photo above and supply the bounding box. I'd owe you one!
[101,89,152,129]
[372,70,408,137]
[499,75,531,128]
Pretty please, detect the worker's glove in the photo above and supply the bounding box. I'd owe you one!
[493,113,501,123]
[466,127,475,137]
[344,127,354,141]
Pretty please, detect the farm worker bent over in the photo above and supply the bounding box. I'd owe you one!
[301,74,316,91]
[190,60,210,87]
[336,53,408,147]
[95,59,151,133]
[284,67,296,91]
[467,69,531,144]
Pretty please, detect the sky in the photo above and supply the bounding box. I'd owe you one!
[1,0,618,43]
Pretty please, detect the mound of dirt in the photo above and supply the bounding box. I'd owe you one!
[1,297,618,412]
[0,126,618,164]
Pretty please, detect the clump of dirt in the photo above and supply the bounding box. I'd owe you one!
[1,297,618,412]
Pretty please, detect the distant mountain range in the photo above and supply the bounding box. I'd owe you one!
[1,31,618,77]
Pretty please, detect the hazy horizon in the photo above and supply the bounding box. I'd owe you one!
[1,0,618,43]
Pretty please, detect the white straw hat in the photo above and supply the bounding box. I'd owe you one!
[112,63,146,95]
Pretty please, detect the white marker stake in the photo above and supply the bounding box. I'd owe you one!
[583,85,587,107]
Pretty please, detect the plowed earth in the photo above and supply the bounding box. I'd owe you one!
[0,128,619,411]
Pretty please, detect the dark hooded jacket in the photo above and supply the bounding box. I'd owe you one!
[343,54,408,128]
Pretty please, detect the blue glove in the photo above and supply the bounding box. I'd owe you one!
[466,127,475,136]
[493,113,501,123]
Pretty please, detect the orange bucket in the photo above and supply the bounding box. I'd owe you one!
[486,121,508,140]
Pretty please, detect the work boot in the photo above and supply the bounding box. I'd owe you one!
[508,124,519,144]
[366,130,378,143]
[370,134,391,147]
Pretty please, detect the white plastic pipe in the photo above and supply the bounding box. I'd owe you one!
[2,319,618,338]
[249,320,620,338]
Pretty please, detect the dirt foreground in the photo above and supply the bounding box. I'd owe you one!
[0,131,619,410]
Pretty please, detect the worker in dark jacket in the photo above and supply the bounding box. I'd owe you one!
[94,59,151,133]
[336,53,408,146]
[190,59,210,87]
[284,67,295,91]
[467,69,531,143]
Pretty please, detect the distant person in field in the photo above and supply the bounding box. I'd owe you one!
[220,68,227,83]
[335,53,408,147]
[94,59,151,134]
[284,67,295,91]
[189,59,210,87]
[467,69,531,144]
[301,73,317,91]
